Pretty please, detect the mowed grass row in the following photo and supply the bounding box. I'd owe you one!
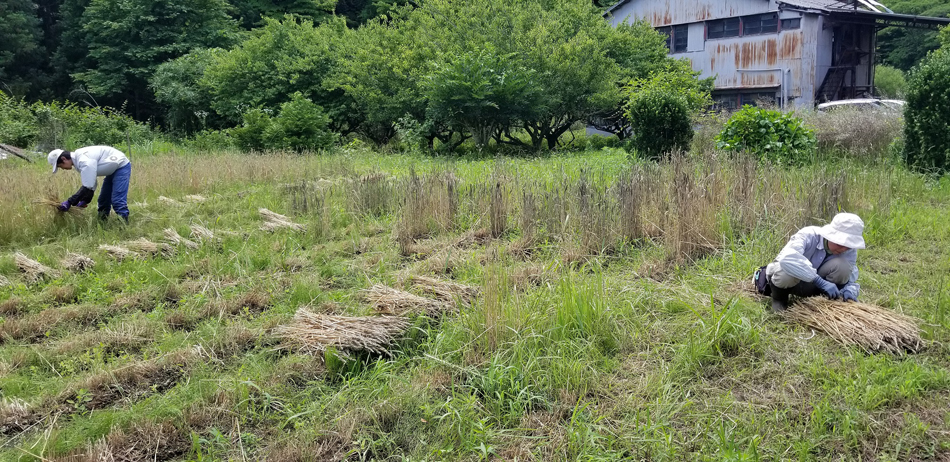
[0,147,949,460]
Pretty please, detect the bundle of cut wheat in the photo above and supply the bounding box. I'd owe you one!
[190,225,216,241]
[14,252,59,282]
[259,208,306,232]
[410,275,480,307]
[32,195,83,216]
[782,298,923,354]
[62,252,95,272]
[157,196,181,206]
[163,228,200,250]
[126,238,175,257]
[274,308,410,357]
[99,245,139,261]
[183,194,207,203]
[363,284,449,317]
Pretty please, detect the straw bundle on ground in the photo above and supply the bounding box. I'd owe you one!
[163,228,200,250]
[259,208,306,232]
[126,238,175,257]
[184,194,207,203]
[782,298,923,354]
[274,308,410,357]
[190,225,216,241]
[410,275,480,307]
[14,252,59,282]
[157,196,182,206]
[363,284,449,317]
[62,252,95,272]
[99,245,139,261]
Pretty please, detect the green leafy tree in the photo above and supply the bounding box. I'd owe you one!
[716,106,816,164]
[877,1,950,71]
[904,46,950,173]
[151,48,224,134]
[874,65,907,98]
[424,48,541,149]
[228,0,335,29]
[269,92,336,151]
[0,0,45,96]
[74,0,238,119]
[201,17,357,135]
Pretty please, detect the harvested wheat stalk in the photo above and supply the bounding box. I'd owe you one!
[364,284,449,317]
[163,228,200,250]
[183,194,207,203]
[14,252,59,282]
[782,298,923,354]
[410,275,479,307]
[274,308,410,357]
[126,238,175,257]
[32,197,83,216]
[190,225,216,241]
[259,208,306,232]
[62,252,95,272]
[99,245,139,261]
[157,196,181,206]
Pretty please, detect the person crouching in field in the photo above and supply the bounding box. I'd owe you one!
[762,213,866,312]
[48,146,132,222]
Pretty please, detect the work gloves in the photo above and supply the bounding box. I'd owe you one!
[76,201,88,208]
[841,286,858,302]
[812,276,841,300]
[58,201,71,212]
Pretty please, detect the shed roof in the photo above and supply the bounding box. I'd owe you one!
[605,0,878,16]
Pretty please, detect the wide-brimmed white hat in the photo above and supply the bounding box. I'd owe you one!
[47,149,64,173]
[818,213,865,249]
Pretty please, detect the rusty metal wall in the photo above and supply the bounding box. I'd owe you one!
[608,0,778,27]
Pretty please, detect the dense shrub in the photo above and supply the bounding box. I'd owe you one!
[0,90,156,149]
[625,89,693,159]
[0,92,38,147]
[874,65,907,98]
[716,106,816,164]
[904,49,950,173]
[232,93,336,152]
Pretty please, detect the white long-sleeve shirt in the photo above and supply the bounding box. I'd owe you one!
[72,146,130,190]
[774,226,860,295]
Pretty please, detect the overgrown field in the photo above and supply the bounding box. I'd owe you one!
[0,146,949,461]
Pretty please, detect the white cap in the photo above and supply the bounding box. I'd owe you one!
[48,149,64,173]
[818,213,866,249]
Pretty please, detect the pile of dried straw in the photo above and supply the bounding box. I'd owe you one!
[163,228,200,250]
[99,244,139,261]
[62,252,95,272]
[157,196,181,206]
[364,284,449,317]
[274,308,410,357]
[126,238,175,257]
[190,225,217,241]
[410,275,479,307]
[14,252,59,282]
[259,208,306,232]
[783,298,923,354]
[183,194,207,203]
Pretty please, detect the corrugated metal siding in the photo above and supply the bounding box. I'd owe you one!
[696,31,804,89]
[608,0,774,27]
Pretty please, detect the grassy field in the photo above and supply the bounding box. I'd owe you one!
[0,141,949,461]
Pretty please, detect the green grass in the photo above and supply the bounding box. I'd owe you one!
[0,146,949,460]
